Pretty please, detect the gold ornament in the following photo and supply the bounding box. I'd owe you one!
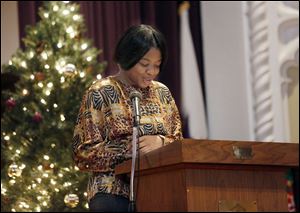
[36,41,46,54]
[86,66,93,74]
[61,64,76,76]
[64,193,79,208]
[8,163,22,178]
[74,33,82,40]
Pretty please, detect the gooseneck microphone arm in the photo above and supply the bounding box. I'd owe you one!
[128,90,142,212]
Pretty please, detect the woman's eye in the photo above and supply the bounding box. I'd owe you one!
[140,63,149,67]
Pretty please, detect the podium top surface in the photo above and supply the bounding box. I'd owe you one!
[115,139,299,175]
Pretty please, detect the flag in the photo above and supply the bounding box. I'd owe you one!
[179,1,208,139]
[286,169,297,212]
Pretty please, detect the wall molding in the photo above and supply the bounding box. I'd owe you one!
[246,1,299,142]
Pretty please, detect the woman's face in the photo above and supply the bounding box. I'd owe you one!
[124,47,162,88]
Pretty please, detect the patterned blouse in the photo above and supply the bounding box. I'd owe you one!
[72,75,183,201]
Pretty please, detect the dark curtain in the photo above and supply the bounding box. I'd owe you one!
[18,1,43,49]
[77,1,141,76]
[16,1,204,121]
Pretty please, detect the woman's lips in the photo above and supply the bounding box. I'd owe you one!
[143,79,152,85]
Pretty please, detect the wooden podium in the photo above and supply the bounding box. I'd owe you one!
[115,139,299,212]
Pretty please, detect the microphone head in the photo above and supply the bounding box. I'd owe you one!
[129,90,142,100]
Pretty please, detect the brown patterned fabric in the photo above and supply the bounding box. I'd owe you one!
[73,75,183,201]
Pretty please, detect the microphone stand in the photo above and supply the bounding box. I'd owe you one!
[128,117,140,212]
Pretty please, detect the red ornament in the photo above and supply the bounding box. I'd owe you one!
[5,98,16,110]
[43,162,52,171]
[2,196,10,205]
[35,72,45,81]
[33,112,43,123]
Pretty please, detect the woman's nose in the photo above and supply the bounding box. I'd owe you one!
[146,65,159,75]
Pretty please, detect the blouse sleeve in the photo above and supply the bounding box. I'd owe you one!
[165,93,183,144]
[158,85,183,144]
[72,88,129,172]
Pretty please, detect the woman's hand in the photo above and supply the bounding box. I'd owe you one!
[138,135,164,154]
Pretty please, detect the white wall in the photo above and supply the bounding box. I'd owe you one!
[201,1,299,142]
[201,1,253,141]
[1,1,19,67]
[288,66,299,142]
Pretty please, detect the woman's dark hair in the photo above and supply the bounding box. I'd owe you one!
[113,24,167,71]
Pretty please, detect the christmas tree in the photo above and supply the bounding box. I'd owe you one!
[1,1,106,212]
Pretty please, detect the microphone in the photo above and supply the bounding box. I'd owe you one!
[128,90,142,212]
[129,90,142,127]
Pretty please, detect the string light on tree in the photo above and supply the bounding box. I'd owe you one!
[81,43,88,50]
[57,42,63,48]
[47,82,53,88]
[60,76,65,83]
[62,9,70,16]
[53,5,59,11]
[21,61,27,68]
[45,90,51,96]
[79,72,85,78]
[73,14,80,21]
[41,52,48,60]
[22,89,29,95]
[86,56,92,62]
[38,82,44,88]
[28,51,34,58]
[60,114,66,121]
[43,13,49,18]
[96,74,102,80]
